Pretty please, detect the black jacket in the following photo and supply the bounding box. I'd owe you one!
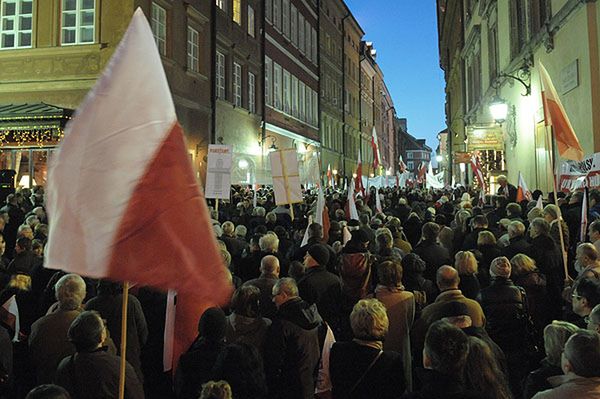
[529,234,564,319]
[413,240,451,282]
[522,358,562,399]
[297,266,342,329]
[401,368,489,399]
[264,298,322,399]
[174,338,226,399]
[501,235,532,260]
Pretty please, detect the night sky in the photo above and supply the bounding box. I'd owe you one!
[345,0,445,154]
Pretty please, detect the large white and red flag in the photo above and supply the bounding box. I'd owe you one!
[470,155,486,190]
[347,179,360,220]
[516,171,533,202]
[538,61,584,161]
[371,127,381,170]
[44,9,232,371]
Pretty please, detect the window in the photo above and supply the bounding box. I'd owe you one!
[274,62,282,109]
[216,0,226,12]
[312,90,318,126]
[234,62,242,107]
[265,57,273,106]
[150,3,166,55]
[283,70,290,113]
[305,19,311,60]
[248,72,256,113]
[282,0,289,38]
[311,27,317,64]
[247,5,255,37]
[266,0,272,22]
[1,0,33,48]
[62,0,95,45]
[299,81,305,120]
[290,5,297,46]
[187,26,199,72]
[291,75,298,117]
[298,13,305,54]
[510,0,527,59]
[273,0,281,31]
[307,87,312,123]
[466,45,481,111]
[488,23,498,83]
[233,0,241,25]
[216,51,226,99]
[530,0,551,37]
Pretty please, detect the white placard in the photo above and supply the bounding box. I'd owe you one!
[269,148,302,205]
[205,144,233,199]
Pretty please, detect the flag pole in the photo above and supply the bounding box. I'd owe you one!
[118,281,130,399]
[544,125,569,280]
[215,199,219,213]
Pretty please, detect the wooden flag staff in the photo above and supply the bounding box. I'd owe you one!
[118,282,130,399]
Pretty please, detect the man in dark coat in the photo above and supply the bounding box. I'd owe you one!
[502,221,532,260]
[264,278,322,399]
[413,222,451,281]
[497,175,518,203]
[244,255,280,319]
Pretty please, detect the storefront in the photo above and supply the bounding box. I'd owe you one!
[0,103,73,188]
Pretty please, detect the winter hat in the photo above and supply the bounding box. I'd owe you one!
[490,257,511,278]
[307,244,330,266]
[351,228,370,244]
[199,307,226,341]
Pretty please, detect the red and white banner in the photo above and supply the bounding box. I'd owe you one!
[371,127,381,170]
[558,152,600,192]
[470,155,486,190]
[516,171,533,202]
[44,9,232,371]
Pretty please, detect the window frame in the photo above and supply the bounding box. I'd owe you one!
[216,51,226,99]
[265,56,273,106]
[273,62,282,110]
[61,0,96,46]
[247,5,255,37]
[233,62,243,107]
[248,71,256,113]
[0,0,33,49]
[187,25,199,73]
[150,2,167,55]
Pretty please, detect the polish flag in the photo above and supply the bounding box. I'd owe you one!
[326,164,333,188]
[315,184,330,243]
[539,61,584,161]
[536,195,544,210]
[375,191,383,214]
[399,155,407,173]
[348,179,360,220]
[581,189,588,242]
[44,9,232,371]
[417,162,427,183]
[516,171,533,202]
[371,127,381,170]
[470,155,485,190]
[0,295,19,342]
[355,150,365,197]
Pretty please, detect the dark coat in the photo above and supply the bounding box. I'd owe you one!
[413,239,451,282]
[458,273,480,300]
[174,338,226,399]
[330,341,405,399]
[513,271,549,333]
[224,313,271,355]
[297,265,342,328]
[243,275,279,319]
[264,298,322,399]
[501,235,532,260]
[461,228,490,251]
[522,358,562,399]
[529,234,564,319]
[55,349,144,399]
[497,183,518,203]
[401,368,489,399]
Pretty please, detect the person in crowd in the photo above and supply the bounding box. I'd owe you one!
[451,210,471,254]
[461,215,489,251]
[455,251,480,300]
[224,285,271,355]
[237,234,265,282]
[502,221,531,260]
[404,213,423,248]
[175,308,227,399]
[510,254,549,333]
[85,280,148,383]
[527,207,543,225]
[543,204,570,252]
[243,255,280,319]
[288,260,306,281]
[413,222,451,281]
[589,219,600,254]
[293,223,336,268]
[7,236,39,276]
[297,244,342,330]
[373,260,415,390]
[563,192,583,253]
[463,336,512,399]
[264,278,322,399]
[338,229,373,304]
[532,330,600,398]
[358,214,377,253]
[25,384,71,399]
[434,214,454,254]
[54,311,144,399]
[587,303,600,333]
[374,227,404,263]
[505,202,524,223]
[523,320,579,399]
[474,231,501,285]
[220,221,247,267]
[571,277,600,326]
[211,343,268,399]
[330,298,405,398]
[199,381,232,399]
[497,175,518,202]
[401,253,436,309]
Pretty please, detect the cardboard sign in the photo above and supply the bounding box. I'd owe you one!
[269,148,302,205]
[205,145,232,199]
[559,152,600,192]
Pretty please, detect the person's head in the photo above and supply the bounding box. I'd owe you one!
[497,175,508,188]
[265,212,277,224]
[476,231,495,247]
[506,202,521,217]
[307,223,323,240]
[377,261,403,289]
[350,228,370,248]
[510,254,537,276]
[260,255,280,277]
[454,251,477,275]
[253,207,266,217]
[543,320,579,367]
[32,239,44,257]
[288,260,306,281]
[272,278,299,308]
[507,220,526,239]
[401,253,426,276]
[438,301,472,329]
[489,256,511,279]
[375,227,394,250]
[17,224,34,240]
[421,222,440,241]
[569,191,584,205]
[455,210,472,232]
[572,278,600,317]
[463,337,511,397]
[234,225,247,239]
[230,285,261,318]
[471,215,488,229]
[576,243,599,268]
[259,233,279,253]
[588,304,600,333]
[198,307,227,341]
[561,330,600,377]
[26,384,71,399]
[589,220,600,243]
[527,207,543,223]
[423,320,469,377]
[26,215,40,229]
[68,310,107,352]
[55,274,86,311]
[304,244,330,268]
[199,380,233,399]
[530,217,550,239]
[0,233,5,256]
[15,236,31,254]
[222,221,235,237]
[590,190,600,207]
[436,265,460,291]
[543,204,560,222]
[34,223,48,239]
[358,213,370,226]
[350,298,389,341]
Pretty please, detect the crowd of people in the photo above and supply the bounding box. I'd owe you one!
[2,176,600,398]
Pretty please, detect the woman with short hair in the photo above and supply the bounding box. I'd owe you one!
[455,251,480,300]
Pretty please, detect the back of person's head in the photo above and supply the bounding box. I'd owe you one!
[506,202,521,217]
[198,307,227,341]
[507,220,526,238]
[200,380,233,399]
[359,213,370,226]
[454,251,477,275]
[423,320,469,377]
[55,274,86,310]
[96,279,122,296]
[222,221,235,236]
[68,310,105,352]
[489,256,511,278]
[543,204,559,220]
[531,217,550,236]
[401,253,426,275]
[26,384,71,399]
[265,212,277,223]
[471,214,488,228]
[434,214,447,226]
[350,298,389,341]
[230,285,261,318]
[477,230,496,246]
[235,225,247,238]
[421,222,440,241]
[259,233,279,252]
[563,330,600,377]
[375,227,394,249]
[436,265,460,290]
[273,225,288,240]
[527,207,543,222]
[212,343,267,399]
[578,243,599,262]
[307,222,323,239]
[464,337,511,397]
[260,254,280,276]
[16,235,31,251]
[377,261,403,288]
[288,261,306,281]
[590,219,600,235]
[273,277,299,297]
[543,320,579,367]
[574,278,600,309]
[510,254,537,275]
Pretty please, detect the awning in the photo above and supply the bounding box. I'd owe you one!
[0,103,73,147]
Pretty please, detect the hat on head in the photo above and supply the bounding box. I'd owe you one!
[490,257,511,278]
[351,228,370,244]
[199,307,226,341]
[307,244,330,266]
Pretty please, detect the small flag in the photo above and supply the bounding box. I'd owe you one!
[0,295,19,342]
[536,195,544,210]
[516,171,533,202]
[470,155,486,190]
[342,226,352,246]
[348,179,359,220]
[371,127,381,170]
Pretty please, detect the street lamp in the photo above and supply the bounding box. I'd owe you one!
[489,94,508,124]
[436,155,443,163]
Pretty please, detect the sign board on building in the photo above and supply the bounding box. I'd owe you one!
[561,59,579,95]
[466,126,504,151]
[269,148,303,205]
[559,151,600,192]
[205,144,233,199]
[453,152,471,163]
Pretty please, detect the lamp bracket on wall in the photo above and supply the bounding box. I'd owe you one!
[493,57,533,96]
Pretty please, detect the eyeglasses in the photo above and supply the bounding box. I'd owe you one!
[572,293,582,300]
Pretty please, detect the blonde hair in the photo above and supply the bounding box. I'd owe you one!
[200,380,233,399]
[477,231,496,246]
[350,298,389,340]
[544,320,579,366]
[455,251,478,275]
[510,254,537,275]
[8,274,31,291]
[259,233,279,252]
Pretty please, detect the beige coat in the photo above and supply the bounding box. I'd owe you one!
[532,373,600,399]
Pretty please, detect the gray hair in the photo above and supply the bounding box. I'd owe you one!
[531,217,550,236]
[259,233,279,252]
[55,274,86,310]
[273,277,299,297]
[507,221,526,237]
[350,298,389,340]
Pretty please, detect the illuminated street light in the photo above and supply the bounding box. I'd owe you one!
[436,155,443,163]
[489,95,508,124]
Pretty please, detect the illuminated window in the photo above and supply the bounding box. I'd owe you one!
[233,0,241,25]
[234,62,242,107]
[0,0,33,49]
[61,0,95,45]
[248,72,256,113]
[150,3,166,55]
